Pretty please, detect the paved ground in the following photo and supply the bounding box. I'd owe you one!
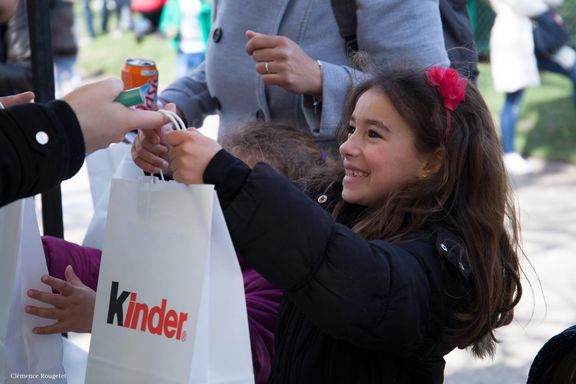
[47,130,576,383]
[445,159,576,383]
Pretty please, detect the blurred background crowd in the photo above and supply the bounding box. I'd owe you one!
[2,0,576,169]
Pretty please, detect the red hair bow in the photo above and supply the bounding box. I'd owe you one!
[426,66,467,140]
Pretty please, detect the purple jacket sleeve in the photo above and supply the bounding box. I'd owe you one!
[243,267,283,384]
[42,236,101,291]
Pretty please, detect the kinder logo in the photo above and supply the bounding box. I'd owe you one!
[106,281,188,341]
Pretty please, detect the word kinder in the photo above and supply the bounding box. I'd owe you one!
[106,281,188,341]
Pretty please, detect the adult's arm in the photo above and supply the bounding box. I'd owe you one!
[158,62,218,127]
[303,0,451,134]
[0,100,85,208]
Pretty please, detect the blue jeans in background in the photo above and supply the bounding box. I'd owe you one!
[500,89,524,154]
[175,52,205,78]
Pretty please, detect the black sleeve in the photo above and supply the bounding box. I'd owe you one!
[203,149,251,209]
[219,164,447,352]
[0,100,85,208]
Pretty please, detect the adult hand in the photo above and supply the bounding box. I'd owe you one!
[245,30,322,99]
[131,103,179,174]
[166,128,222,184]
[62,78,169,154]
[26,265,96,334]
[0,91,35,108]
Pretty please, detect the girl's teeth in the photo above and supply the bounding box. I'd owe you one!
[347,170,368,177]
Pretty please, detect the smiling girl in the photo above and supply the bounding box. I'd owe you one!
[143,66,522,383]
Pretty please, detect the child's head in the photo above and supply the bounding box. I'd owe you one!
[336,67,522,358]
[221,121,340,192]
[337,67,504,214]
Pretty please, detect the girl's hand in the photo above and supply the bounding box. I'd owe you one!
[26,265,96,334]
[166,128,222,184]
[132,103,178,174]
[132,127,170,173]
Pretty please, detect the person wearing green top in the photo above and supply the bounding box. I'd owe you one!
[160,0,211,78]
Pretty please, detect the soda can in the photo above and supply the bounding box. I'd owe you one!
[121,58,158,110]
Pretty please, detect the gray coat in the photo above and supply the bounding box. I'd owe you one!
[160,0,449,144]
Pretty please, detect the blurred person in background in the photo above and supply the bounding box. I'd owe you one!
[102,0,133,34]
[0,0,32,95]
[0,0,80,98]
[159,0,209,78]
[131,0,166,43]
[50,0,80,98]
[82,0,97,38]
[0,0,17,22]
[489,0,576,175]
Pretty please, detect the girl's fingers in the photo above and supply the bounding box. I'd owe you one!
[27,289,68,307]
[32,322,66,335]
[40,275,74,295]
[26,305,62,321]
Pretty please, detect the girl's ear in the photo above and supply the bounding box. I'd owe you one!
[419,148,444,179]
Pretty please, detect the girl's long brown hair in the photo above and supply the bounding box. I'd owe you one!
[334,69,522,358]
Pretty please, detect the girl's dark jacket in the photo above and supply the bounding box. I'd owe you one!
[205,150,472,384]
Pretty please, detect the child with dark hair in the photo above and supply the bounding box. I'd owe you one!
[28,121,338,384]
[527,325,576,384]
[148,66,524,382]
[220,121,341,199]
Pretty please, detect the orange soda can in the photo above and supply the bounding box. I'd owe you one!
[121,58,158,110]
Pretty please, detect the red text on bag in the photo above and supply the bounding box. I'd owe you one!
[106,281,188,341]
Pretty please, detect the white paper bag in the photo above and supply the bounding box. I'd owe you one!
[0,198,66,383]
[82,149,143,249]
[85,142,132,210]
[85,178,254,384]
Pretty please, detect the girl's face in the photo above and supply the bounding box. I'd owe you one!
[339,88,428,207]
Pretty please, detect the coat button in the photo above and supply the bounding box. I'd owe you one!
[212,97,221,110]
[255,109,265,120]
[440,243,448,252]
[213,27,223,42]
[35,131,49,145]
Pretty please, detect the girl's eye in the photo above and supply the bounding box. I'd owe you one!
[346,125,355,136]
[368,130,382,139]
